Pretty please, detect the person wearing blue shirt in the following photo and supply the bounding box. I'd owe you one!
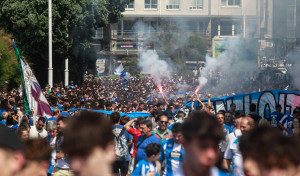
[159,123,185,176]
[46,109,60,126]
[136,120,160,163]
[60,105,71,117]
[224,112,235,131]
[216,112,233,154]
[248,103,262,125]
[278,107,300,135]
[270,104,284,129]
[0,111,8,125]
[132,143,161,176]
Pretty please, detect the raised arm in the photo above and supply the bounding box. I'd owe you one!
[207,94,212,107]
[124,118,137,130]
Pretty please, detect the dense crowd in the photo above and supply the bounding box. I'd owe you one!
[0,74,300,176]
[39,73,296,114]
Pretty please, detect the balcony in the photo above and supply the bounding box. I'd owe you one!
[111,30,209,40]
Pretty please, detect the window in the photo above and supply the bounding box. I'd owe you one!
[221,0,240,6]
[145,0,157,9]
[93,27,103,39]
[126,0,134,9]
[167,0,180,9]
[191,0,203,9]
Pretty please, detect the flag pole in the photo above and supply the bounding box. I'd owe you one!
[48,0,53,88]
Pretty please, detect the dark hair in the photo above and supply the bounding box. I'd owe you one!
[239,126,300,169]
[140,120,152,129]
[38,117,46,124]
[24,138,52,162]
[235,110,245,119]
[225,111,232,115]
[145,143,161,157]
[250,103,256,112]
[53,109,60,115]
[134,117,145,126]
[275,104,282,109]
[217,111,225,115]
[63,105,70,111]
[171,123,183,134]
[110,112,120,124]
[61,110,113,158]
[156,103,163,107]
[57,116,70,124]
[16,126,28,138]
[177,111,186,119]
[230,103,236,107]
[182,112,224,142]
[120,115,130,125]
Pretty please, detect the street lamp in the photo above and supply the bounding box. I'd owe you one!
[48,0,53,88]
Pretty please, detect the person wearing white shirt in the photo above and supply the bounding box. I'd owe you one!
[29,117,47,139]
[159,123,185,176]
[223,117,255,176]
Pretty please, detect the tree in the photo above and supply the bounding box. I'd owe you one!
[123,57,140,76]
[0,0,130,86]
[0,30,20,89]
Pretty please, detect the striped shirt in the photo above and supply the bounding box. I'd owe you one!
[159,138,185,176]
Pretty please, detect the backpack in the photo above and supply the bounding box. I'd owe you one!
[112,127,128,161]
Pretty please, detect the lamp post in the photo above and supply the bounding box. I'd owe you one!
[48,0,53,88]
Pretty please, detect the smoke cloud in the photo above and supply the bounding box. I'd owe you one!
[199,36,259,96]
[286,50,300,90]
[138,50,173,87]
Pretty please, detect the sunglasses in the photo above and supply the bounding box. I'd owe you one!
[160,121,168,124]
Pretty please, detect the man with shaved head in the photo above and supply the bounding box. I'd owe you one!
[223,117,255,176]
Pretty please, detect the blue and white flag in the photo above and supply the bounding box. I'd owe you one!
[114,64,131,83]
[284,85,289,90]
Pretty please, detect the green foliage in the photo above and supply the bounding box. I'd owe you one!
[146,24,209,65]
[123,57,140,76]
[0,0,130,86]
[0,30,20,89]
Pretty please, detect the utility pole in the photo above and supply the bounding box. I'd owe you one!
[243,0,246,38]
[48,0,53,87]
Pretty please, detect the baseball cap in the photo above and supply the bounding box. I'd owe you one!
[0,125,24,151]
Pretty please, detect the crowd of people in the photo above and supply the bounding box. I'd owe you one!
[0,73,300,176]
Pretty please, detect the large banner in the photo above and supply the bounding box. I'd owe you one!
[187,90,300,118]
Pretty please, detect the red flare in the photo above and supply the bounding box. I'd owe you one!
[158,85,163,95]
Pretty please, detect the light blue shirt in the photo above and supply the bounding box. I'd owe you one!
[132,160,159,176]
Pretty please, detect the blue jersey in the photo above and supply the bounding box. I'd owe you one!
[60,111,71,117]
[279,115,294,135]
[270,111,284,128]
[132,160,159,176]
[159,139,185,176]
[223,124,233,136]
[136,135,160,163]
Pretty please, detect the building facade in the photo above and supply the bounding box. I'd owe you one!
[94,0,299,74]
